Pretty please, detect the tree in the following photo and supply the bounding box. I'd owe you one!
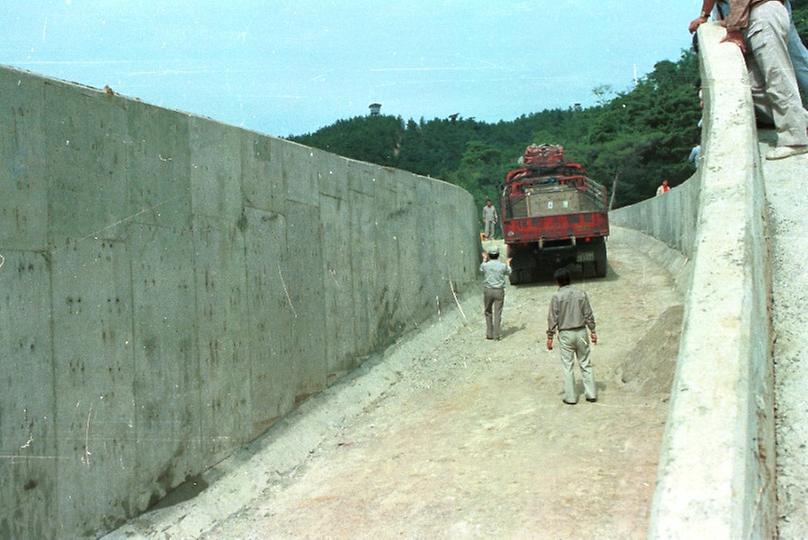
[792,2,808,46]
[445,141,508,209]
[289,49,701,209]
[592,84,615,105]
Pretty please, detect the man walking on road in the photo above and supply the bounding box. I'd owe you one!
[480,247,511,340]
[546,268,598,404]
[482,199,498,240]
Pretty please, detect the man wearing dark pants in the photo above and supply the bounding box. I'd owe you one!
[546,268,598,404]
[479,247,511,340]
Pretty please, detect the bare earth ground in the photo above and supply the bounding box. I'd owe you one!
[201,237,683,539]
[761,146,808,539]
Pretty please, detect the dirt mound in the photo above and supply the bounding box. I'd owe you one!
[617,304,684,394]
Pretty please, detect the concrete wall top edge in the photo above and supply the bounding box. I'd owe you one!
[2,64,470,198]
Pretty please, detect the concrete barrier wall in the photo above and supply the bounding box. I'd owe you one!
[609,25,775,538]
[610,174,700,261]
[0,66,479,538]
[610,171,700,296]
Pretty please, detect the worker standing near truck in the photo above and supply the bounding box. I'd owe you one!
[546,268,598,405]
[482,199,498,240]
[479,247,511,340]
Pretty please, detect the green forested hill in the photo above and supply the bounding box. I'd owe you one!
[792,1,808,43]
[289,27,801,209]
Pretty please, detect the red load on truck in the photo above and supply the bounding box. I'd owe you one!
[501,144,609,284]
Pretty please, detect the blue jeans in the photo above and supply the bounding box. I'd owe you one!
[785,0,808,104]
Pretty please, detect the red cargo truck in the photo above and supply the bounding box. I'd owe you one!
[501,144,609,284]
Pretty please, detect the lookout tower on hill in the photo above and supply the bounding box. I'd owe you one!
[369,103,382,116]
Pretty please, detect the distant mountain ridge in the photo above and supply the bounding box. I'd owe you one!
[290,7,806,211]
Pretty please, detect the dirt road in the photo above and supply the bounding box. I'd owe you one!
[202,235,683,539]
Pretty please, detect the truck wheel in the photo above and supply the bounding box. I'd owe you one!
[594,240,608,278]
[513,269,532,285]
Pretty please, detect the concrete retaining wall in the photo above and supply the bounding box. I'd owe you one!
[610,171,700,296]
[0,65,479,538]
[610,173,700,261]
[609,24,775,538]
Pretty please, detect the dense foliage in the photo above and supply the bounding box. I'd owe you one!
[792,1,808,44]
[289,47,708,209]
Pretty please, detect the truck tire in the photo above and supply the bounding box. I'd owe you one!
[594,239,608,278]
[513,269,534,285]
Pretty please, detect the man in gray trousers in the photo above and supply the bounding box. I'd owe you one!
[479,247,511,340]
[482,199,498,240]
[546,268,599,404]
[721,0,808,159]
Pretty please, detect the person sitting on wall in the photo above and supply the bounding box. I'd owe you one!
[690,0,808,105]
[656,179,671,196]
[690,0,808,160]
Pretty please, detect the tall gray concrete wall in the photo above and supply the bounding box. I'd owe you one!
[610,173,700,261]
[609,24,775,538]
[0,65,479,538]
[610,169,700,296]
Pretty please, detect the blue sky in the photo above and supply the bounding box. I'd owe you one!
[2,1,701,136]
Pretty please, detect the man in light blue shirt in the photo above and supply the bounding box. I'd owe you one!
[479,247,512,340]
[688,144,702,168]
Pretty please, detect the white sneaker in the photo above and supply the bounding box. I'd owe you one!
[765,145,808,160]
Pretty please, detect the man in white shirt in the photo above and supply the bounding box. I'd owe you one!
[479,247,512,340]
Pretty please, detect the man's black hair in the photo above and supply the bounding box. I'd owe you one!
[489,251,500,260]
[554,267,571,287]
